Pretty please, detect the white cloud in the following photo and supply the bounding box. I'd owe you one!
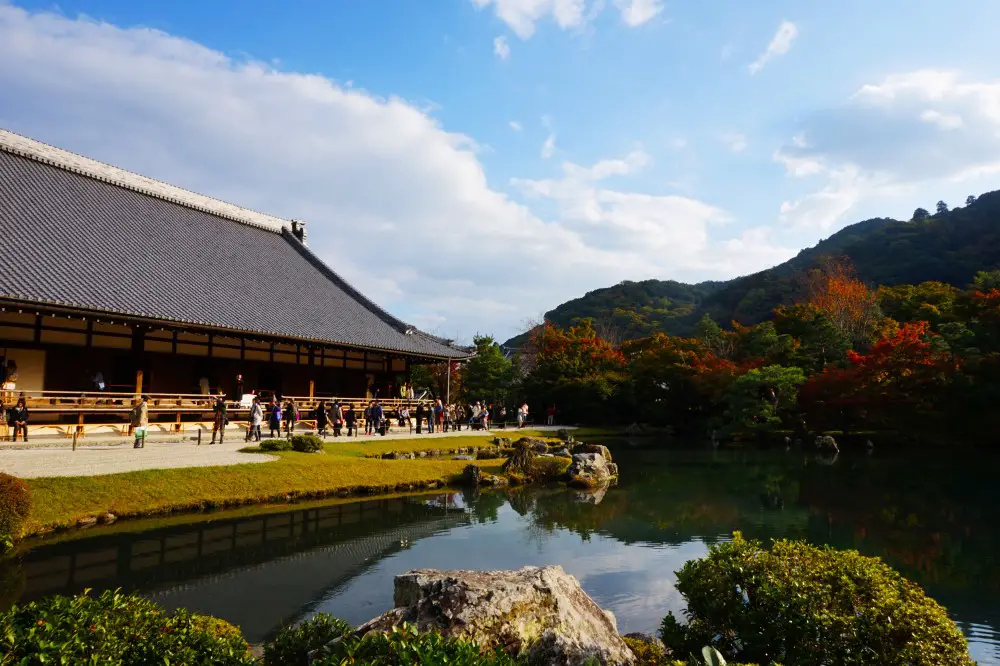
[493,35,510,60]
[540,133,557,158]
[919,109,963,129]
[722,133,747,153]
[748,21,798,74]
[509,120,523,132]
[774,69,1000,230]
[0,5,796,341]
[471,0,587,39]
[472,0,660,38]
[613,0,664,27]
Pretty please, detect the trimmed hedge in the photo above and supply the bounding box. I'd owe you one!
[0,473,31,553]
[262,613,351,666]
[259,439,292,452]
[0,590,254,665]
[660,533,974,666]
[291,434,324,453]
[311,622,519,666]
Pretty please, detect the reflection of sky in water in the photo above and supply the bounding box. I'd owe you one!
[313,499,998,666]
[318,502,707,633]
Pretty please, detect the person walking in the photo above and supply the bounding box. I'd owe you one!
[546,404,556,426]
[344,404,357,436]
[315,400,329,436]
[9,396,28,443]
[211,395,228,444]
[268,399,282,438]
[364,402,374,435]
[246,396,263,442]
[517,402,528,429]
[130,395,148,448]
[284,397,297,436]
[331,400,343,437]
[371,400,385,436]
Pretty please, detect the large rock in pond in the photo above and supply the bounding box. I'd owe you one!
[566,453,617,489]
[357,566,635,665]
[815,435,839,453]
[571,443,613,462]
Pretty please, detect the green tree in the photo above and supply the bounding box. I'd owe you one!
[718,365,806,436]
[936,200,949,215]
[912,207,929,221]
[461,335,515,404]
[966,194,977,206]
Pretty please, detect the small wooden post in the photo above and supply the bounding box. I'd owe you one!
[197,429,202,446]
[72,430,78,451]
[175,412,181,432]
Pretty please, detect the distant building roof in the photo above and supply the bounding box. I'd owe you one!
[0,130,469,359]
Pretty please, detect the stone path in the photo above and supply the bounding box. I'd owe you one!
[0,426,568,479]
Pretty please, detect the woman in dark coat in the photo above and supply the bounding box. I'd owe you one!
[10,397,28,442]
[415,403,426,434]
[315,400,329,435]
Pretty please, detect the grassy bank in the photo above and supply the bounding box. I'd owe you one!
[23,431,550,537]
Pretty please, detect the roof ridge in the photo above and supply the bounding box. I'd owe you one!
[0,129,289,233]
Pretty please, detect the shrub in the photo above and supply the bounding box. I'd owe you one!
[501,440,535,476]
[259,438,292,452]
[0,473,31,553]
[660,533,974,666]
[311,623,519,666]
[291,434,325,453]
[262,612,351,666]
[0,589,254,664]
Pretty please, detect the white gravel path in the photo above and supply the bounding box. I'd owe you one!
[0,440,277,479]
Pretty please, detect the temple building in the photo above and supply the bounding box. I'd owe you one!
[0,130,467,434]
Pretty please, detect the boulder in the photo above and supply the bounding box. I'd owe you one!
[516,437,550,454]
[815,435,839,453]
[452,455,475,461]
[460,464,482,486]
[556,428,575,443]
[480,474,509,487]
[493,437,512,447]
[356,566,635,665]
[566,453,617,489]
[553,448,572,458]
[571,443,613,463]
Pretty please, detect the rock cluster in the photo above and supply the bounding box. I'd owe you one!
[356,566,636,665]
[565,450,618,489]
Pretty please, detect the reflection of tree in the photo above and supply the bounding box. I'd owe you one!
[464,490,505,524]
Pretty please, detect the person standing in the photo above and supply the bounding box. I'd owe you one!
[246,396,263,442]
[10,396,29,442]
[415,402,425,434]
[546,404,556,426]
[345,403,357,436]
[211,395,228,444]
[235,374,245,399]
[371,400,385,436]
[268,399,282,438]
[331,400,343,437]
[517,402,528,429]
[130,395,148,448]
[315,400,329,436]
[284,397,297,436]
[364,402,374,435]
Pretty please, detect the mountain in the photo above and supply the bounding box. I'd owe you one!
[504,190,1000,346]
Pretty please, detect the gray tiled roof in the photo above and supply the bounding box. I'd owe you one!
[0,133,469,359]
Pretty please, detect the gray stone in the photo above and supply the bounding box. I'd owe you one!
[357,566,635,665]
[98,512,117,525]
[516,437,550,454]
[815,435,839,453]
[553,448,572,458]
[566,453,617,489]
[572,443,613,462]
[493,437,512,447]
[76,516,98,528]
[452,455,475,461]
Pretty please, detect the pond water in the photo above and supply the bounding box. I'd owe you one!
[2,442,998,664]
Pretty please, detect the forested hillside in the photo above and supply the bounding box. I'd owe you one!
[506,190,1000,345]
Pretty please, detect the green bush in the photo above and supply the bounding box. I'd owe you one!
[262,612,351,666]
[0,473,31,553]
[291,434,325,453]
[660,533,974,666]
[311,623,520,666]
[259,438,292,452]
[0,589,254,664]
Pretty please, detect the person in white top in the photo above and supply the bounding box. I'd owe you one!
[517,402,528,428]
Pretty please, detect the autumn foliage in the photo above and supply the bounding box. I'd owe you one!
[515,263,1000,441]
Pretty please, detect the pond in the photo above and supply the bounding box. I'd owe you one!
[2,442,998,664]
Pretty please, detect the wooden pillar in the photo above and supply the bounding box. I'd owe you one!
[308,379,315,399]
[135,369,143,398]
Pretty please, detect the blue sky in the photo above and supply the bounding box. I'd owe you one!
[3,0,1000,341]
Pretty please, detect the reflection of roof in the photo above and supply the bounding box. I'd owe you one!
[0,130,470,359]
[146,517,463,642]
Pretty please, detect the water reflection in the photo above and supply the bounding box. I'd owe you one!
[0,444,997,663]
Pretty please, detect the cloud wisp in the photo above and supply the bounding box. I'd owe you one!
[749,21,798,74]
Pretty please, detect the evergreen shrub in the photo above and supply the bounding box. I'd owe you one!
[291,434,325,453]
[0,473,31,553]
